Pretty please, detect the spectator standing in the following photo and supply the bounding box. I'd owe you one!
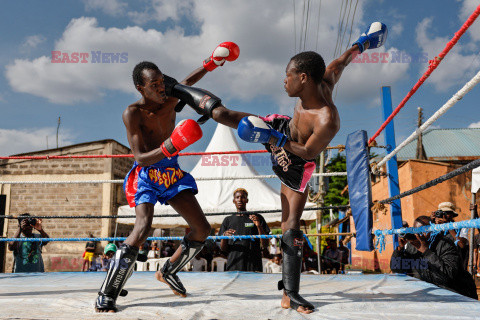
[218,188,270,271]
[8,213,49,273]
[82,234,97,272]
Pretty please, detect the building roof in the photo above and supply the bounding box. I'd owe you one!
[396,128,480,161]
[11,139,130,156]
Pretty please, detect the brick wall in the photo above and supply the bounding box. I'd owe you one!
[0,140,134,272]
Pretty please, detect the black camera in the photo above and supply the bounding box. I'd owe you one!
[27,217,37,226]
[403,233,417,241]
[20,217,37,227]
[434,210,446,218]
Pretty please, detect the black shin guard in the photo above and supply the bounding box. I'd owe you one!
[278,229,314,311]
[161,237,204,295]
[95,244,138,311]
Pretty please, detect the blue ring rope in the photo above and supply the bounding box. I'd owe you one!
[373,218,480,252]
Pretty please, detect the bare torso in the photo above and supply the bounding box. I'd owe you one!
[123,97,178,166]
[288,81,340,150]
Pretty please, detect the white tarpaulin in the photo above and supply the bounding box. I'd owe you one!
[472,167,480,193]
[117,124,317,228]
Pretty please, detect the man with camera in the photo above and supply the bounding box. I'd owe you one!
[390,216,477,299]
[8,213,50,273]
[431,202,469,270]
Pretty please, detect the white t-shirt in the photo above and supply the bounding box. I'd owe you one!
[269,238,278,255]
[191,257,207,271]
[269,263,282,273]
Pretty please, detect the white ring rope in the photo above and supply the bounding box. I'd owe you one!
[0,172,347,185]
[376,68,480,170]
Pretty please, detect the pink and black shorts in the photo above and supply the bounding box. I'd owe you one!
[259,114,315,193]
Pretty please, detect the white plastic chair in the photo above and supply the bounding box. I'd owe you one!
[262,258,270,273]
[211,257,227,272]
[159,257,170,270]
[135,261,147,271]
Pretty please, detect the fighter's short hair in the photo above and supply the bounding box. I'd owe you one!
[233,188,248,197]
[290,51,326,84]
[133,61,160,87]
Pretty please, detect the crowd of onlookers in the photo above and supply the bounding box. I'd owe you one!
[8,193,479,301]
[6,188,348,276]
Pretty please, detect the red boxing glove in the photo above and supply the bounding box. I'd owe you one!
[160,119,203,157]
[203,42,240,71]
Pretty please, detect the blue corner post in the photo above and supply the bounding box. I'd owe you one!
[381,86,403,250]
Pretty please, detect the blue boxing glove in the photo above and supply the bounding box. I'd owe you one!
[352,22,388,53]
[237,116,287,147]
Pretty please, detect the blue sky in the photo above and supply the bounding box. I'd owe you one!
[1,0,480,176]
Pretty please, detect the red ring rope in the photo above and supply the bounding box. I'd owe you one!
[368,4,480,144]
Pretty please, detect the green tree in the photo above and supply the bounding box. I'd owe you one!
[323,153,349,207]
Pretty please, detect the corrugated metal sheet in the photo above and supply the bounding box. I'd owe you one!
[396,128,480,160]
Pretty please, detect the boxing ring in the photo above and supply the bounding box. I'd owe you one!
[2,4,480,319]
[1,272,479,320]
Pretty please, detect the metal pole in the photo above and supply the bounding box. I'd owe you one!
[468,193,476,275]
[381,87,403,250]
[316,150,325,274]
[56,117,61,149]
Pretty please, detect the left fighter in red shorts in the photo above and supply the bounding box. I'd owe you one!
[95,42,240,313]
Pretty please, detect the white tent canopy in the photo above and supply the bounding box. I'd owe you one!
[117,124,317,228]
[472,167,480,193]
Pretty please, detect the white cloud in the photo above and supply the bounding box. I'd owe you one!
[415,17,480,92]
[83,0,127,17]
[390,23,404,38]
[0,128,75,156]
[5,1,408,108]
[459,0,480,42]
[20,35,46,52]
[468,121,480,128]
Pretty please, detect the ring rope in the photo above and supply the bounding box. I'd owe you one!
[368,4,480,144]
[0,145,349,161]
[0,205,351,220]
[375,67,480,169]
[0,235,284,242]
[0,144,390,161]
[374,218,480,253]
[377,158,480,204]
[0,172,348,185]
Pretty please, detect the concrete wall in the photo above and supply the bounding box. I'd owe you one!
[350,159,475,272]
[0,140,134,272]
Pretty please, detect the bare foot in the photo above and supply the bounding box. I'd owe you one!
[281,291,314,314]
[155,271,187,298]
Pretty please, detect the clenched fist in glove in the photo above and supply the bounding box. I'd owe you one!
[352,22,388,53]
[160,119,202,157]
[203,42,240,71]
